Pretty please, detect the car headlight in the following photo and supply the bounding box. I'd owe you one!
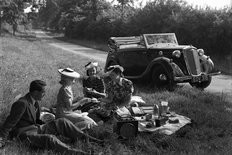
[172,50,181,58]
[197,49,204,56]
[200,55,214,73]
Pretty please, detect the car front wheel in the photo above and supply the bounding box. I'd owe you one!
[151,66,175,90]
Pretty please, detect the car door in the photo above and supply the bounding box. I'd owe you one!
[118,48,150,76]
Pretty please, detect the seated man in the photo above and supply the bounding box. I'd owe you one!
[0,80,102,154]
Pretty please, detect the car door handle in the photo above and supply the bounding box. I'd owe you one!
[142,51,146,54]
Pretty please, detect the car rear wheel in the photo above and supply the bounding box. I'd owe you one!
[189,76,212,90]
[151,66,175,90]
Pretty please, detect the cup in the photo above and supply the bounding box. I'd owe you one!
[153,104,159,116]
[160,101,169,115]
[155,119,161,127]
[145,114,152,121]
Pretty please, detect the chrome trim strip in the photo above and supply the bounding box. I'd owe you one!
[174,71,221,82]
[182,48,192,75]
[174,76,192,81]
[208,71,221,76]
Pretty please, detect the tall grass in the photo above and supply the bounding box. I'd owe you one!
[0,33,232,155]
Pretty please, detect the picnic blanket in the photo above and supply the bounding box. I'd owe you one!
[115,106,191,135]
[135,114,191,135]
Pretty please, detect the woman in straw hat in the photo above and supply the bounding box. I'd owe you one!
[83,62,106,99]
[55,68,97,130]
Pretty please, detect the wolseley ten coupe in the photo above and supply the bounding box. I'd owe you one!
[105,33,220,90]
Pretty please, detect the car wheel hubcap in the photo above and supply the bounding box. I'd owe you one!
[159,74,167,81]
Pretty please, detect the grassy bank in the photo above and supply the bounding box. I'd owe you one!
[1,33,232,155]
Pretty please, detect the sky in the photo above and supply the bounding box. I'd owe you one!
[182,0,231,9]
[24,0,232,13]
[109,0,231,9]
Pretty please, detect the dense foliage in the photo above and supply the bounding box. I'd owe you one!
[36,0,232,56]
[2,0,232,56]
[0,0,46,28]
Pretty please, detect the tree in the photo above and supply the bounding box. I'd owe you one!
[36,0,59,29]
[2,0,31,26]
[116,0,136,20]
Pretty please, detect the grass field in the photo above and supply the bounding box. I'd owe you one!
[1,29,232,155]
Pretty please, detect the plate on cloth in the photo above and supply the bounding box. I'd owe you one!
[134,116,146,122]
[139,121,155,128]
[161,112,176,117]
[116,106,131,117]
[140,106,154,114]
[40,112,55,123]
[129,107,146,116]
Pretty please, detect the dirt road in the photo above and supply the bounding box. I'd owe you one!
[34,30,232,99]
[35,30,107,62]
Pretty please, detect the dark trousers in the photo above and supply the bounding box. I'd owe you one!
[18,118,88,154]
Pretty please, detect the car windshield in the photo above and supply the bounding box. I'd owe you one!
[144,33,178,45]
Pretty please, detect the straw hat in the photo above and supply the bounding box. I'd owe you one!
[85,62,99,70]
[58,68,80,79]
[105,65,124,76]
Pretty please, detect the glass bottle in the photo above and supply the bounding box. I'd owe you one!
[153,104,159,117]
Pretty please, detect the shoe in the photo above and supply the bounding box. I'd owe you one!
[0,137,6,149]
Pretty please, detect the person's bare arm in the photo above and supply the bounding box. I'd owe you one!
[71,97,92,109]
[72,96,83,103]
[99,93,113,104]
[89,89,106,98]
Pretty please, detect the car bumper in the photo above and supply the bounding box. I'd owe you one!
[174,71,221,82]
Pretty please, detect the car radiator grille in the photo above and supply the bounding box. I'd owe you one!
[184,49,201,75]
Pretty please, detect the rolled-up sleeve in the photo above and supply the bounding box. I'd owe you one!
[60,87,73,109]
[123,79,134,94]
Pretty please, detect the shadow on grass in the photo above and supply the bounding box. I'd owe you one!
[1,28,38,42]
[17,33,37,42]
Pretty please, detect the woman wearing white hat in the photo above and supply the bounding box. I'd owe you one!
[55,68,97,130]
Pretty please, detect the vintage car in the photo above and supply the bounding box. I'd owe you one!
[105,33,220,90]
